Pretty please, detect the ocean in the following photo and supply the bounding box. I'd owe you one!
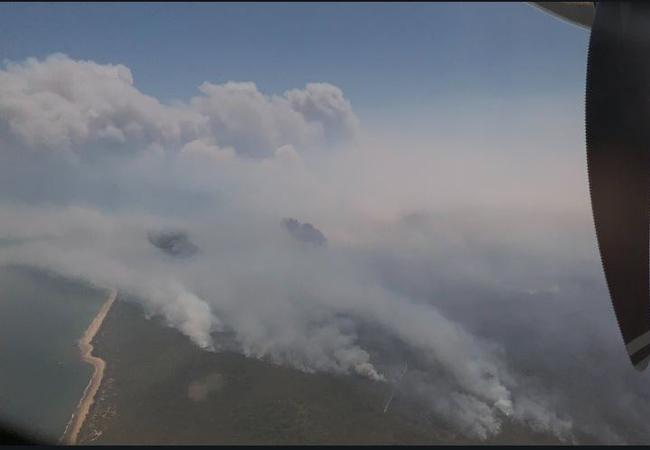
[0,265,106,442]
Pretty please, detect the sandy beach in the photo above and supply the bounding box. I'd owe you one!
[60,289,117,445]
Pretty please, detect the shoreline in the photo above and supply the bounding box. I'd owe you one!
[60,288,117,445]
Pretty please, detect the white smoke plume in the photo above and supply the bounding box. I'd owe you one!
[0,53,357,158]
[1,54,648,443]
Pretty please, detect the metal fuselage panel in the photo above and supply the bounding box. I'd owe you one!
[586,3,650,370]
[532,2,594,29]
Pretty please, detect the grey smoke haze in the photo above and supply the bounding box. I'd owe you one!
[148,229,199,258]
[282,218,327,246]
[0,54,648,443]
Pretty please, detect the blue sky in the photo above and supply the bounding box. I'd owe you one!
[0,2,589,116]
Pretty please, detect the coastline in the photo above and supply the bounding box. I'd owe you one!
[60,288,117,445]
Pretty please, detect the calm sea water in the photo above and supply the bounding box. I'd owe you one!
[0,265,106,442]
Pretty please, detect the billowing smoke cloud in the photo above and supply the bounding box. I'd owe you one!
[0,54,648,443]
[0,53,358,159]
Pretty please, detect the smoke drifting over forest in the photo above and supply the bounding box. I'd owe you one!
[1,54,649,443]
